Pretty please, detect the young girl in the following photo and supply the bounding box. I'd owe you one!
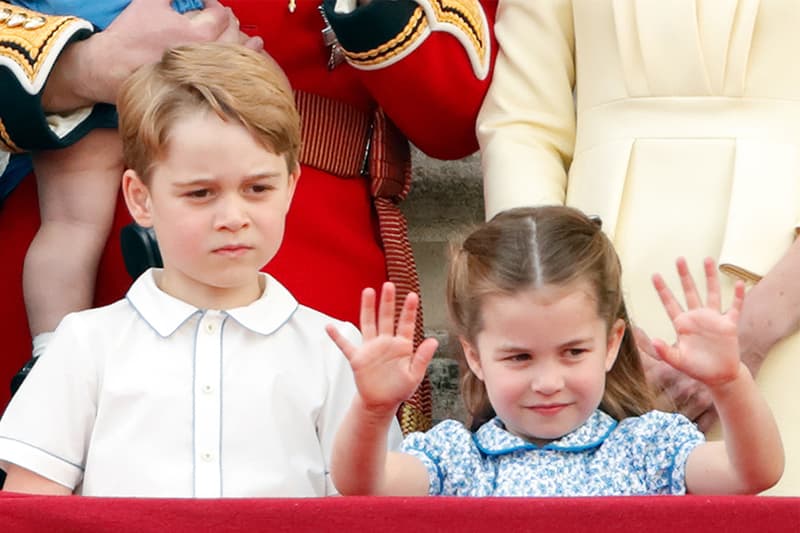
[326,206,784,496]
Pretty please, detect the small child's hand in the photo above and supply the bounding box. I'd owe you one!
[326,282,438,414]
[651,257,745,390]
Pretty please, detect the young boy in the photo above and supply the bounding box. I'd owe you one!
[0,42,400,497]
[10,0,254,376]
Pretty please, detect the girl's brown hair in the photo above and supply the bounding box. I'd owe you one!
[117,42,301,181]
[447,206,656,431]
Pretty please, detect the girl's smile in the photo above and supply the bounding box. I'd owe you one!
[462,281,624,446]
[526,403,571,416]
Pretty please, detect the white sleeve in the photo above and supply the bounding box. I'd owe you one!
[0,313,98,490]
[477,0,576,219]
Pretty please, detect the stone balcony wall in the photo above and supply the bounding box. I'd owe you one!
[401,148,483,424]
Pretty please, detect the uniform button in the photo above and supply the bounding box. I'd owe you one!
[7,13,26,27]
[24,16,46,30]
[202,384,214,394]
[205,322,215,334]
[201,452,214,462]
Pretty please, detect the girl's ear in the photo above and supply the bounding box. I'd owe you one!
[122,169,153,228]
[605,318,626,372]
[460,336,485,381]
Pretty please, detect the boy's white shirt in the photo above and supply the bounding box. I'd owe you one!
[0,269,401,497]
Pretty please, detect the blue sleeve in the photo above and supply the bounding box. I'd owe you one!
[624,411,705,494]
[171,0,204,13]
[400,420,478,496]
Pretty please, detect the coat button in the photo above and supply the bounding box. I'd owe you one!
[7,13,27,27]
[24,16,46,30]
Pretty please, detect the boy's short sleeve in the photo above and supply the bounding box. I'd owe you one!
[0,312,98,490]
[622,411,705,494]
[401,420,478,495]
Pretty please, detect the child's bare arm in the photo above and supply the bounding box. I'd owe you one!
[3,464,72,495]
[325,283,437,495]
[651,258,784,494]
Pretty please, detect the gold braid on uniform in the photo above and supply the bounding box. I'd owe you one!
[323,0,490,80]
[369,108,432,434]
[0,3,97,151]
[296,91,433,434]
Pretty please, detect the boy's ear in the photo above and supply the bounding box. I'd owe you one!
[122,169,154,228]
[605,318,626,372]
[285,163,301,206]
[460,337,485,381]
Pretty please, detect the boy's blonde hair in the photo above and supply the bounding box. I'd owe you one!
[447,206,657,431]
[117,42,301,180]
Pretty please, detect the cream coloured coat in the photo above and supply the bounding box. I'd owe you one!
[478,0,800,495]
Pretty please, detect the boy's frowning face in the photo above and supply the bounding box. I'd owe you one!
[123,111,299,309]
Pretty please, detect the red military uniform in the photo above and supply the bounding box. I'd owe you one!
[0,0,497,431]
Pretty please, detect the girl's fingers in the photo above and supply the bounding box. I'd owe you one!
[396,292,419,340]
[377,282,397,336]
[704,257,721,311]
[411,338,439,380]
[652,338,679,368]
[653,273,684,323]
[359,287,377,339]
[326,324,356,361]
[676,257,702,309]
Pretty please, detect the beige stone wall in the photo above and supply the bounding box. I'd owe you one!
[402,148,483,424]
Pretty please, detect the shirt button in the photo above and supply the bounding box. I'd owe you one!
[202,384,214,394]
[205,322,215,334]
[201,452,214,462]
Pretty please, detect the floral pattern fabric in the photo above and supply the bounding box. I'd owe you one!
[400,410,704,496]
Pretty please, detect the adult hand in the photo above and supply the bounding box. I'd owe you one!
[184,5,263,50]
[41,0,262,112]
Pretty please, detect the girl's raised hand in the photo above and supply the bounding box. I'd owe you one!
[326,282,439,414]
[651,257,745,389]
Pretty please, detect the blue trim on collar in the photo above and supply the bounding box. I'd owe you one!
[125,269,298,338]
[473,411,618,455]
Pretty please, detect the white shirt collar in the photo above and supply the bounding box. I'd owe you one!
[125,269,298,338]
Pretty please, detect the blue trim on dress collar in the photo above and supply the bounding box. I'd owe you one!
[472,410,618,455]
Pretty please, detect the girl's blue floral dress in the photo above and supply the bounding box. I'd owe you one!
[401,410,704,496]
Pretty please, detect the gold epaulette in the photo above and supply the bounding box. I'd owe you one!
[353,1,489,79]
[325,0,490,81]
[0,4,92,95]
[0,3,94,152]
